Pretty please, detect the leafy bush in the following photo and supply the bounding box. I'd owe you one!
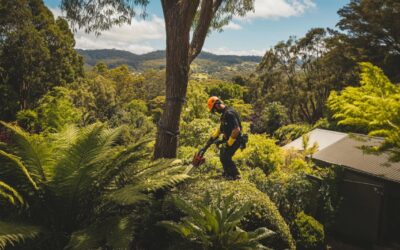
[16,109,38,132]
[206,81,244,100]
[182,82,210,123]
[169,179,295,249]
[251,102,288,135]
[292,212,325,250]
[224,99,253,121]
[234,134,283,175]
[35,87,82,132]
[161,194,275,250]
[274,123,311,145]
[180,118,216,148]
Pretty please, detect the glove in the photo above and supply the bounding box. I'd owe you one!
[227,136,236,147]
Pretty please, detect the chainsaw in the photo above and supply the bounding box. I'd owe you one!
[192,138,225,167]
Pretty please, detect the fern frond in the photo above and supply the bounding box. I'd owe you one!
[0,181,24,206]
[0,150,39,190]
[51,123,122,205]
[105,185,149,206]
[0,122,50,182]
[0,221,42,250]
[66,216,135,250]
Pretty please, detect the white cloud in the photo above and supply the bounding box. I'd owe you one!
[238,0,316,20]
[224,22,242,30]
[204,47,266,56]
[50,8,165,54]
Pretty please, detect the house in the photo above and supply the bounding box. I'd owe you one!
[284,129,400,247]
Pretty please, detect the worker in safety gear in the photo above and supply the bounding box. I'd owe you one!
[201,96,246,180]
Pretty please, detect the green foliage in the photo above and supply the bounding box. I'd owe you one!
[0,0,83,120]
[182,82,210,123]
[234,134,283,175]
[292,212,324,250]
[224,99,253,121]
[250,28,357,124]
[0,221,42,250]
[337,0,400,82]
[35,87,82,132]
[0,122,191,249]
[251,102,288,135]
[328,62,400,161]
[274,124,311,145]
[161,194,275,250]
[206,81,244,101]
[180,119,216,148]
[0,181,24,207]
[171,179,295,249]
[16,109,38,132]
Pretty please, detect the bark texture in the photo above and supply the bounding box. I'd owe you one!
[154,0,222,159]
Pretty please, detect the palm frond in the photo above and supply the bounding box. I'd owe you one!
[0,221,42,250]
[0,180,24,206]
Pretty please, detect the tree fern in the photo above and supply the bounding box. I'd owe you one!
[0,122,192,249]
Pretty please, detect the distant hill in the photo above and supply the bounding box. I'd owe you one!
[77,49,262,79]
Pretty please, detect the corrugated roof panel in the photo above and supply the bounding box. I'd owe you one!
[283,128,348,151]
[313,135,400,183]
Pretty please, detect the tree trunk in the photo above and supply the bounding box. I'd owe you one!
[153,1,197,159]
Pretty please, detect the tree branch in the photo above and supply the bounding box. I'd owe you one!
[188,0,222,63]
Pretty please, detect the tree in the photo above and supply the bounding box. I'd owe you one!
[0,0,83,120]
[0,122,191,249]
[251,28,358,124]
[328,62,400,161]
[61,0,255,159]
[337,0,400,82]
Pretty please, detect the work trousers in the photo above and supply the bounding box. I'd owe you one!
[219,138,241,179]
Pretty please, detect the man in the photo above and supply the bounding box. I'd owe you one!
[202,96,243,179]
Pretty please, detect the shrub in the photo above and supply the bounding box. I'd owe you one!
[169,179,296,249]
[160,194,275,250]
[224,99,253,121]
[16,109,38,132]
[182,82,210,123]
[35,87,82,132]
[234,134,283,175]
[206,81,244,100]
[292,212,325,250]
[180,118,216,148]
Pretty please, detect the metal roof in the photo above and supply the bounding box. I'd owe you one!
[283,129,400,183]
[283,128,348,151]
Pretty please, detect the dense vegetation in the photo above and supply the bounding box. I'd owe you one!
[1,0,399,249]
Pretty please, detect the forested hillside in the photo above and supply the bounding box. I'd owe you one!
[77,49,261,79]
[1,0,400,249]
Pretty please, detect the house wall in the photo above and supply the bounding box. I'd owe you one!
[334,169,400,247]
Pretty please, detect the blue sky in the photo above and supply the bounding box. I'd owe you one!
[44,0,350,55]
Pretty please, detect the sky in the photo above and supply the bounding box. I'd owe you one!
[44,0,350,56]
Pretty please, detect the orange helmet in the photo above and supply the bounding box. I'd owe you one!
[207,96,220,112]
